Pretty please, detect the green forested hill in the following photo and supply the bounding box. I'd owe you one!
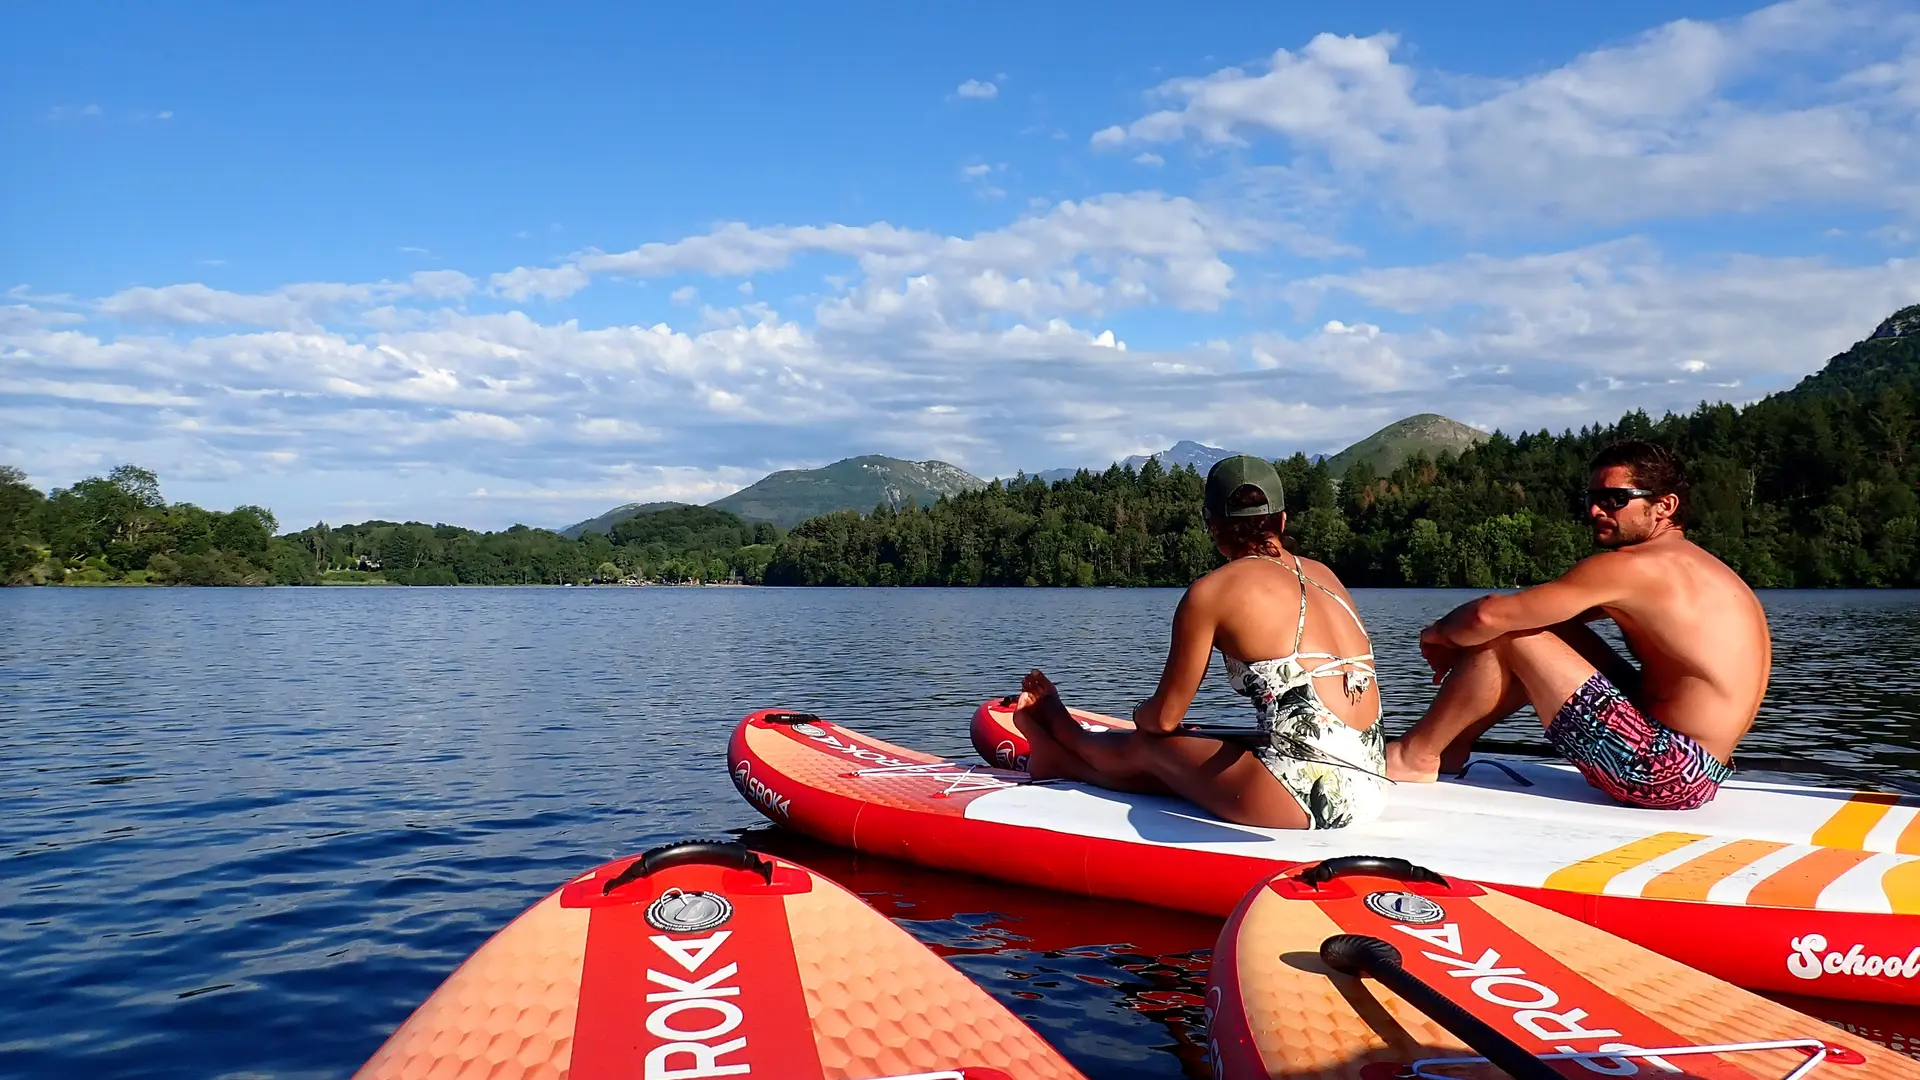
[559,501,690,539]
[1790,305,1920,400]
[0,467,780,586]
[0,465,286,585]
[708,455,984,527]
[1322,414,1487,477]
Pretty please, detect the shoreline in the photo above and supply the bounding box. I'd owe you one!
[10,581,1916,591]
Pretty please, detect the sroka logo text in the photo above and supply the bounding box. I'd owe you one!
[1788,934,1920,980]
[1391,920,1673,1074]
[645,929,749,1079]
[731,760,791,819]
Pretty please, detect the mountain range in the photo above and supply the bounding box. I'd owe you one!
[560,415,1491,537]
[1026,439,1246,484]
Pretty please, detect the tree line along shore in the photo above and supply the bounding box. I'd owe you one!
[3,375,1916,590]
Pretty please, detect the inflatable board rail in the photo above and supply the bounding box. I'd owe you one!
[730,709,1920,1007]
[1208,855,1913,1080]
[354,838,1086,1080]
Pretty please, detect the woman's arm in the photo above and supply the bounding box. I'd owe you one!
[1130,587,1217,735]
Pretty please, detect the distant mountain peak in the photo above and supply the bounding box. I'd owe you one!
[1324,414,1487,477]
[1025,438,1242,484]
[1792,304,1920,399]
[708,454,985,528]
[1869,304,1920,341]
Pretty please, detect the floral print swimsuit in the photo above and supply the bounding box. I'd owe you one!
[1222,554,1389,830]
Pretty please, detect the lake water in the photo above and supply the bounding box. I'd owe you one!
[3,586,1917,1078]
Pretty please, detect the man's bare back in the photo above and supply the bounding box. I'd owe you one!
[1384,441,1772,810]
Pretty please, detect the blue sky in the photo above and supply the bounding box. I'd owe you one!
[4,0,1918,529]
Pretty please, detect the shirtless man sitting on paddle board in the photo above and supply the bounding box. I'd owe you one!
[1383,439,1771,810]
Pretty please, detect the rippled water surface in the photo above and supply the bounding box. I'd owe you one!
[3,586,1917,1078]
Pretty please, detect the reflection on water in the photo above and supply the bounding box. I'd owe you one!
[1,586,1915,1078]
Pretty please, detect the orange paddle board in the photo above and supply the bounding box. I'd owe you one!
[1208,855,1912,1079]
[355,839,1086,1080]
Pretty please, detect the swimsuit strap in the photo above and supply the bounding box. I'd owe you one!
[1299,565,1371,646]
[1238,553,1378,718]
[1299,653,1376,674]
[1239,552,1309,654]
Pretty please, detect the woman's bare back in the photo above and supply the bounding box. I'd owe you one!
[1190,554,1380,732]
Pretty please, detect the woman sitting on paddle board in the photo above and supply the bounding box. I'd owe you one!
[1014,455,1389,830]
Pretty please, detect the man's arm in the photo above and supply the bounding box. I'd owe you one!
[1131,587,1217,735]
[1428,553,1636,649]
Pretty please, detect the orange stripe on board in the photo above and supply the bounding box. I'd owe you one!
[1884,859,1920,915]
[1811,792,1902,850]
[1642,839,1789,902]
[1543,832,1707,895]
[1747,847,1877,909]
[1899,811,1920,856]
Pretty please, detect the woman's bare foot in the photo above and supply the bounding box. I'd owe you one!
[1011,669,1079,779]
[1383,738,1441,783]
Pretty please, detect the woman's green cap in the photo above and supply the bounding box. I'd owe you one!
[1204,455,1285,518]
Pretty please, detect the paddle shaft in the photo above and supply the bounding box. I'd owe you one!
[1320,934,1561,1080]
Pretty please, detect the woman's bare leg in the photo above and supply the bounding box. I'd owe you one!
[1011,672,1166,792]
[1013,670,1308,828]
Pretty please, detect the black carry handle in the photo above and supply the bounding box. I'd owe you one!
[1298,855,1449,889]
[1321,934,1561,1080]
[761,711,824,725]
[601,839,775,895]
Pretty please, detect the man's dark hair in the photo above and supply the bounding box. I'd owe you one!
[1589,439,1689,521]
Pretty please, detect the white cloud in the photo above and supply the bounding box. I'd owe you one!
[488,264,591,301]
[1281,241,1920,410]
[960,162,1008,198]
[1093,0,1920,227]
[10,232,1914,526]
[669,285,699,305]
[408,270,476,300]
[1133,152,1165,167]
[97,283,354,327]
[956,79,999,100]
[495,192,1271,319]
[94,273,474,327]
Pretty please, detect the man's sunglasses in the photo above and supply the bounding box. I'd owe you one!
[1585,487,1656,512]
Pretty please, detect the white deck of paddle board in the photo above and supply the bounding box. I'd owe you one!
[959,755,1913,912]
[1379,756,1901,848]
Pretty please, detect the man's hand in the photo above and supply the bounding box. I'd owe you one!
[1419,622,1461,685]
